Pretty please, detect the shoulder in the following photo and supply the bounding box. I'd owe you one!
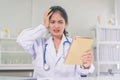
[33,38,45,48]
[34,34,51,46]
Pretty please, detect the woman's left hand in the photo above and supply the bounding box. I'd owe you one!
[80,50,94,69]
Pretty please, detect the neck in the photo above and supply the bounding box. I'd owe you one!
[52,35,62,53]
[53,35,62,41]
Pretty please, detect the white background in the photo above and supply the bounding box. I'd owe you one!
[0,0,115,38]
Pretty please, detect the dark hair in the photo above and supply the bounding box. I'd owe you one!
[49,6,68,36]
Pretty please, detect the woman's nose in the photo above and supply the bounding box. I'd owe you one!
[54,23,59,28]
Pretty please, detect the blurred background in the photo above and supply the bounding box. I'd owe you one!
[0,0,120,78]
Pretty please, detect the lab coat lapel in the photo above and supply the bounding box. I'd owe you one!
[45,35,70,66]
[45,36,56,62]
[55,35,67,65]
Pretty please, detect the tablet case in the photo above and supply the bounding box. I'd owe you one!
[64,36,93,65]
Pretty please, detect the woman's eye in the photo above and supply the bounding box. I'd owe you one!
[50,21,55,24]
[59,21,63,24]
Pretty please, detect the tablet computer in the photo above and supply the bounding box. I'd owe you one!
[64,36,93,65]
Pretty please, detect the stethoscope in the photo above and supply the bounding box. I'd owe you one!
[43,36,71,71]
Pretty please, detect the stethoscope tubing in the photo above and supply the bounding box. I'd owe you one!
[43,44,48,64]
[43,36,70,71]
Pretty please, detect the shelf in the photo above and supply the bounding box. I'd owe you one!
[0,51,25,53]
[99,62,120,64]
[98,25,120,29]
[0,38,16,41]
[96,25,120,76]
[98,41,120,45]
[0,64,33,70]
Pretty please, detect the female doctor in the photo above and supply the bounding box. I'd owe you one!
[17,6,94,78]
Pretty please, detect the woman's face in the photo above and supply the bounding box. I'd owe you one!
[49,12,66,37]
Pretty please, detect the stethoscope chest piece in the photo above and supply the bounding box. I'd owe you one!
[43,64,50,71]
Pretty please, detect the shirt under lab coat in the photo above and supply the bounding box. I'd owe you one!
[16,24,95,78]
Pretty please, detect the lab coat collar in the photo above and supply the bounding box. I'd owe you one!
[44,34,68,46]
[44,34,56,62]
[44,34,70,66]
[55,34,67,65]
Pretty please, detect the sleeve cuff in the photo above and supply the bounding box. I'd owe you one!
[76,64,95,75]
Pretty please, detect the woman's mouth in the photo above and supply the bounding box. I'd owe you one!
[53,30,60,33]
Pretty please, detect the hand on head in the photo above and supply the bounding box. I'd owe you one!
[44,9,53,28]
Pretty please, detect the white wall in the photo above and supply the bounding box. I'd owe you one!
[0,0,114,37]
[0,0,32,38]
[32,0,114,37]
[115,0,120,25]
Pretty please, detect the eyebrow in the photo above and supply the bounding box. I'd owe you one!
[50,20,64,22]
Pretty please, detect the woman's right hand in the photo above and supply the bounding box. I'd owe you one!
[44,9,53,28]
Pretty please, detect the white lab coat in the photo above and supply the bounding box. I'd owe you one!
[16,24,95,78]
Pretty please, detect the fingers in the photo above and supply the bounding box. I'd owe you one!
[82,50,93,59]
[80,50,94,68]
[47,9,53,16]
[44,9,52,17]
[48,11,53,19]
[44,9,53,28]
[81,59,93,69]
[82,50,93,56]
[82,63,91,68]
[81,56,93,64]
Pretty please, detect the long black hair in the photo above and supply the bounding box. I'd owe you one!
[49,6,69,36]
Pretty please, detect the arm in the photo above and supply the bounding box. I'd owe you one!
[16,25,48,58]
[16,9,53,59]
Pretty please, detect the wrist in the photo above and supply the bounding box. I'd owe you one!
[80,65,90,69]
